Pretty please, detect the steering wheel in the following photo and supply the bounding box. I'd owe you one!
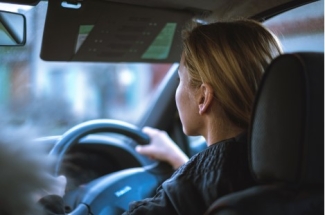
[49,119,174,215]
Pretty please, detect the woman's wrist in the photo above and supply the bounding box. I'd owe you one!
[168,151,189,169]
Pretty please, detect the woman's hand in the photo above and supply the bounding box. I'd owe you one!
[35,175,67,201]
[136,127,189,169]
[51,175,67,197]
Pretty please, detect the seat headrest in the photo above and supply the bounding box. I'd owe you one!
[249,52,324,185]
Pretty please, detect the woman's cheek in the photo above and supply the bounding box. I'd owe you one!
[175,85,182,112]
[175,85,187,133]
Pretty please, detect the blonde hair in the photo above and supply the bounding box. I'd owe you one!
[182,19,282,129]
[0,126,60,215]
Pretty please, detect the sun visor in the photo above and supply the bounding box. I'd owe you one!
[41,0,193,63]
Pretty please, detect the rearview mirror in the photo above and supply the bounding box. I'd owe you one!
[0,10,26,46]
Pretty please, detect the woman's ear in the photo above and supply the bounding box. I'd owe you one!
[198,83,214,115]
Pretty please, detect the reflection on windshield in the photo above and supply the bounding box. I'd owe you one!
[0,2,172,135]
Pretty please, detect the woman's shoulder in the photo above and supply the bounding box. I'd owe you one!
[160,132,252,212]
[174,132,248,176]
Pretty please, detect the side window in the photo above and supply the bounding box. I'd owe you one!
[187,136,206,157]
[264,1,324,53]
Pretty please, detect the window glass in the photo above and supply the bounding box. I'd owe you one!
[264,1,324,53]
[0,2,172,135]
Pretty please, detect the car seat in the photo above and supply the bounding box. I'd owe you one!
[204,52,324,215]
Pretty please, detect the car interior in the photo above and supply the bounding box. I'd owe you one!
[0,0,323,214]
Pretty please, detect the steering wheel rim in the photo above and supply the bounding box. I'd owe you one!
[49,119,173,214]
[49,119,150,175]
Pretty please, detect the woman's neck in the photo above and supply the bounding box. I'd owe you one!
[204,118,245,146]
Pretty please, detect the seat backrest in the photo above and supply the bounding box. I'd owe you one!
[204,52,324,215]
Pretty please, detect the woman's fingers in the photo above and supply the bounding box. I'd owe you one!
[138,126,189,169]
[55,175,67,197]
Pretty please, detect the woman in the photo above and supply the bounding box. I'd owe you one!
[38,19,281,215]
[124,19,282,215]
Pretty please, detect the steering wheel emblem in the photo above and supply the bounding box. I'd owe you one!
[115,186,132,197]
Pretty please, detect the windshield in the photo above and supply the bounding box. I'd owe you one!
[0,2,174,135]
